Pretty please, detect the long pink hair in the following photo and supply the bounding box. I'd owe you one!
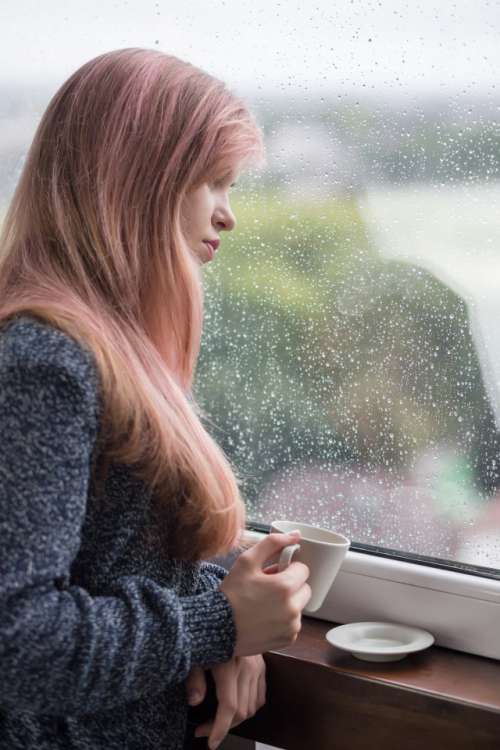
[0,48,265,562]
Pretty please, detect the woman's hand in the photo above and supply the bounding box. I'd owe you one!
[219,532,311,656]
[185,654,266,750]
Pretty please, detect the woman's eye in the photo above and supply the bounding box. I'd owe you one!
[213,174,237,189]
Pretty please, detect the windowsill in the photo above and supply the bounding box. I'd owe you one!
[235,528,500,661]
[230,616,500,749]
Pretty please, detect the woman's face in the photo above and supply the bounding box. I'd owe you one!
[180,172,238,264]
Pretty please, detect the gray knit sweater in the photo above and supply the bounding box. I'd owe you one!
[0,314,237,749]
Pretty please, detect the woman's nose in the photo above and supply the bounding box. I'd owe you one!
[213,205,236,232]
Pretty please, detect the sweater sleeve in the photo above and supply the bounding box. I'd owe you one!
[0,353,236,717]
[195,561,230,594]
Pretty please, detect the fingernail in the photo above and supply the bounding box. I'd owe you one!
[187,690,201,704]
[290,529,301,535]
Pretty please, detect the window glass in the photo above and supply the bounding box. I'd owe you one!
[1,1,499,571]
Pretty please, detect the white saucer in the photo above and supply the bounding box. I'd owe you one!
[326,621,435,662]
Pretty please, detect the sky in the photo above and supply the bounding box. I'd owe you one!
[1,0,499,100]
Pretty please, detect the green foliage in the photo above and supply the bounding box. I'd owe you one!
[195,190,496,504]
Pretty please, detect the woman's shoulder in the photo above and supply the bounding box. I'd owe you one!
[0,313,100,404]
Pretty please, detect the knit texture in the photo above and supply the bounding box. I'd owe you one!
[0,314,237,749]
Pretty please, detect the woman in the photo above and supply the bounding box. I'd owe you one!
[0,48,311,750]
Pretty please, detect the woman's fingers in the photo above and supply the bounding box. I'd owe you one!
[206,664,238,750]
[185,665,207,705]
[243,656,264,716]
[236,661,252,722]
[257,659,267,709]
[194,656,267,749]
[247,670,260,716]
[244,531,302,570]
[262,562,279,574]
[290,581,312,612]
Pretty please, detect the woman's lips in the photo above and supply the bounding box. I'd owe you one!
[204,239,220,260]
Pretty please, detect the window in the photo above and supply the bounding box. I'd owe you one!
[195,1,500,578]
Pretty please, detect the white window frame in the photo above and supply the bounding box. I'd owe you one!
[242,528,500,660]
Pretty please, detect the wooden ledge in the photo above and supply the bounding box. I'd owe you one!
[229,617,500,750]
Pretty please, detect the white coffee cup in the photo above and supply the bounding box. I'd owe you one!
[270,520,350,613]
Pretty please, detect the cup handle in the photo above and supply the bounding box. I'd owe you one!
[278,543,301,572]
